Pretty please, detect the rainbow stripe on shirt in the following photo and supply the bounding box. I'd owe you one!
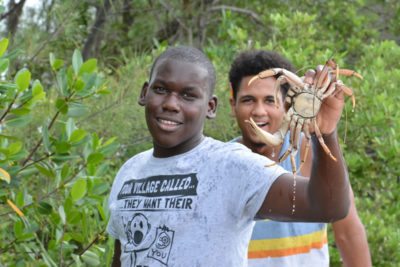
[248,219,328,258]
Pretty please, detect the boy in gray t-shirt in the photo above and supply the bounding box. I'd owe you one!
[107,46,350,266]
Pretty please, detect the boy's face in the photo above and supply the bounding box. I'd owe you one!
[230,76,285,148]
[139,59,217,157]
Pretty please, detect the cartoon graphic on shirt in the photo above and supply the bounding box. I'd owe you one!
[118,173,197,266]
[147,226,174,265]
[123,213,153,267]
[122,213,175,267]
[124,213,151,252]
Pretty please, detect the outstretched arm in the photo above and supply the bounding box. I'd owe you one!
[333,187,371,267]
[257,69,350,222]
[259,130,349,221]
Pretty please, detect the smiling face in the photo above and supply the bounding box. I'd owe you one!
[140,59,217,157]
[230,76,285,149]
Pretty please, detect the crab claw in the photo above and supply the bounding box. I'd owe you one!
[245,117,283,146]
[248,69,280,86]
[248,75,259,86]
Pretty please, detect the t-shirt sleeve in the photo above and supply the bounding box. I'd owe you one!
[106,163,126,240]
[225,146,289,220]
[106,194,119,239]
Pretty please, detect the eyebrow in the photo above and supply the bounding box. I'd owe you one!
[152,79,200,92]
[238,94,276,102]
[239,94,254,99]
[182,86,198,92]
[151,78,167,86]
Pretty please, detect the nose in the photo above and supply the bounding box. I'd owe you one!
[251,101,267,117]
[162,92,180,112]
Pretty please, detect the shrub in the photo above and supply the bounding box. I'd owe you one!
[0,42,118,266]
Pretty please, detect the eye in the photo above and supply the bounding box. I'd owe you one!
[265,97,275,104]
[182,92,196,99]
[153,86,166,94]
[241,97,254,103]
[181,88,198,100]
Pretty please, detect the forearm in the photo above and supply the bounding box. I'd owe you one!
[308,129,350,221]
[334,221,371,267]
[112,239,121,267]
[333,189,371,267]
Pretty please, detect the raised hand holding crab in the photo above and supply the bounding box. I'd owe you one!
[246,59,362,174]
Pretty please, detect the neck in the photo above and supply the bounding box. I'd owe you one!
[238,137,281,161]
[153,135,205,158]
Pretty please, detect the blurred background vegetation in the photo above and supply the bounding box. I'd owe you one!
[0,0,399,266]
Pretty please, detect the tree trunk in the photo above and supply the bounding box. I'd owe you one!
[82,0,112,61]
[5,0,26,46]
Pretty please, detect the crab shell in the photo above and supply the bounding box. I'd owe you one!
[292,92,322,118]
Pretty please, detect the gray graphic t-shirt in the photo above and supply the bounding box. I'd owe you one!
[107,137,287,267]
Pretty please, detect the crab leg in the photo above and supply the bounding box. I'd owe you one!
[277,110,291,139]
[295,121,312,175]
[266,143,291,168]
[265,111,294,168]
[313,120,337,161]
[337,69,362,110]
[319,69,333,94]
[272,76,287,108]
[267,114,299,169]
[319,80,337,100]
[327,59,340,81]
[290,117,304,174]
[275,72,304,108]
[314,59,334,89]
[339,69,363,80]
[336,80,356,110]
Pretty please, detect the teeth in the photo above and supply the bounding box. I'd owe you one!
[159,119,179,125]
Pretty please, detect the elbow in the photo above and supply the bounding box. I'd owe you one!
[330,197,350,222]
[310,200,350,223]
[315,192,350,222]
[332,204,349,222]
[309,184,351,222]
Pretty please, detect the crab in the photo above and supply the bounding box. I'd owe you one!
[246,59,363,174]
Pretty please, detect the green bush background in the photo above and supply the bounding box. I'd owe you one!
[0,0,399,266]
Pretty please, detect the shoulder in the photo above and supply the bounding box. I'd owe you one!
[109,149,153,192]
[202,136,253,157]
[228,136,241,143]
[118,148,153,172]
[203,137,278,170]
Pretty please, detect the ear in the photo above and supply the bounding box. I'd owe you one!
[138,82,148,106]
[206,95,218,119]
[229,97,237,117]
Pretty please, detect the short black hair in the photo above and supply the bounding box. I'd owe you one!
[149,46,216,94]
[229,50,296,99]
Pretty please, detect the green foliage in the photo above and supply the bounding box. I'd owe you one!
[335,40,400,266]
[0,0,399,265]
[0,44,118,265]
